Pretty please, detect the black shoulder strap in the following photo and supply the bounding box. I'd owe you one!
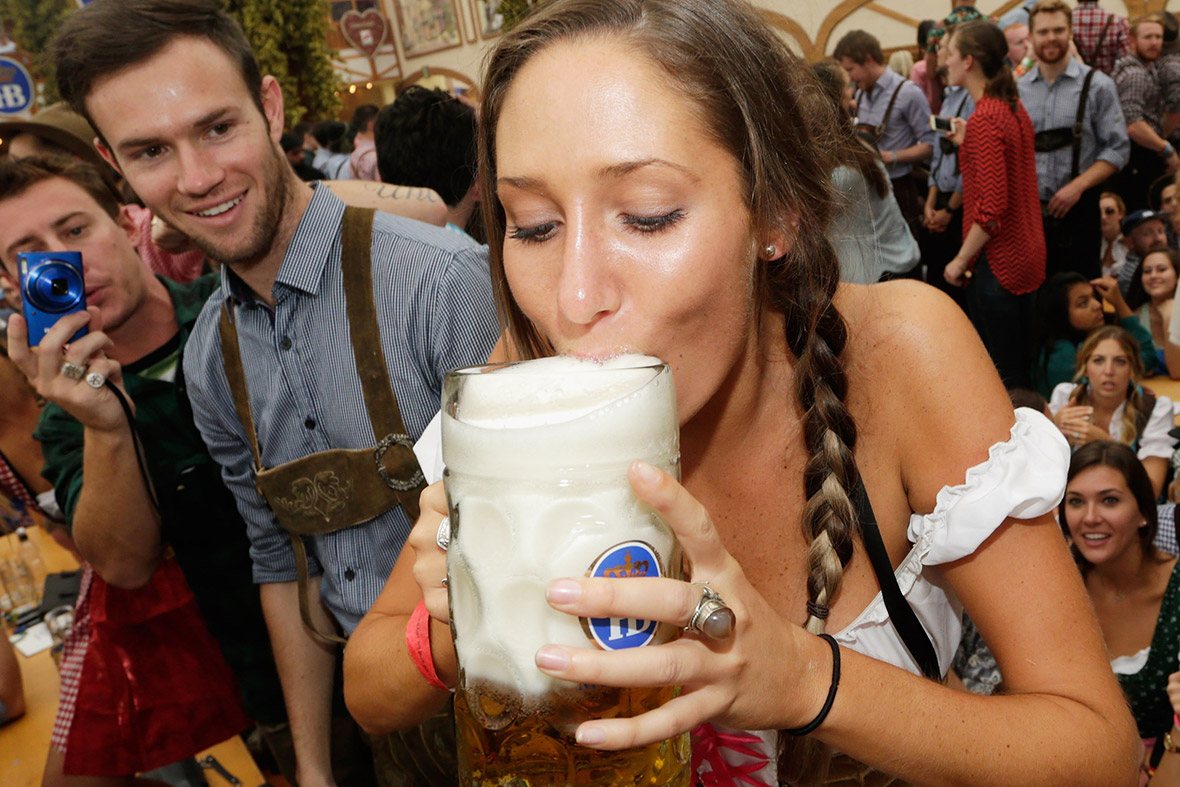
[853,479,942,679]
[1072,67,1098,179]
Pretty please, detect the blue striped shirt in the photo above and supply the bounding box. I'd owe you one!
[1018,57,1129,201]
[854,67,936,179]
[183,185,500,632]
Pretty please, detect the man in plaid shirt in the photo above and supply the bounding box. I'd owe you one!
[1074,0,1130,75]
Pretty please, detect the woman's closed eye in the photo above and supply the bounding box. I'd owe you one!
[508,220,560,244]
[621,210,686,233]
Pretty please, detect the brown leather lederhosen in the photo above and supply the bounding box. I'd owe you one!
[218,205,426,645]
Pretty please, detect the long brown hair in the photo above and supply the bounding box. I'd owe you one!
[811,59,889,199]
[1070,325,1147,448]
[952,19,1020,112]
[1059,441,1159,573]
[479,0,859,781]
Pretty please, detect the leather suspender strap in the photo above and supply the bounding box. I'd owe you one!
[219,304,264,473]
[217,205,427,646]
[222,303,348,645]
[852,480,941,680]
[339,206,425,523]
[876,80,906,140]
[1072,67,1098,180]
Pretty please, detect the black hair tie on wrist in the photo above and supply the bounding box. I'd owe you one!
[786,633,841,736]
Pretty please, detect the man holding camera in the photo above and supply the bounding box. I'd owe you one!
[0,154,288,780]
[1018,0,1129,279]
[50,1,500,784]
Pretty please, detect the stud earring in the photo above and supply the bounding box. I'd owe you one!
[764,244,776,259]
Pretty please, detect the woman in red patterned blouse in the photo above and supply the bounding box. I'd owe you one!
[943,19,1047,388]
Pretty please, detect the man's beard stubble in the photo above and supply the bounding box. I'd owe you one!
[188,143,292,270]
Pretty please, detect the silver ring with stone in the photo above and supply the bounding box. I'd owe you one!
[60,361,86,380]
[85,372,106,389]
[435,516,450,551]
[686,582,736,640]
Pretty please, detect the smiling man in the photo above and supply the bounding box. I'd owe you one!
[1018,0,1129,279]
[50,1,500,785]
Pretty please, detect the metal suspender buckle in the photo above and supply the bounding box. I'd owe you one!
[375,432,426,491]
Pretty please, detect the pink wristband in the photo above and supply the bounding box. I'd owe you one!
[406,599,449,691]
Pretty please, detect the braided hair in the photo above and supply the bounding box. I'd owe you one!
[478,0,861,781]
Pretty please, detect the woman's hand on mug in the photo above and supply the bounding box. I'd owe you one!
[408,481,451,623]
[533,460,824,749]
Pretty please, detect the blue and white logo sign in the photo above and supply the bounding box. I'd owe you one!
[583,540,663,651]
[0,57,32,115]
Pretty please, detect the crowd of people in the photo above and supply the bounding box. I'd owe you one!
[4,0,1180,785]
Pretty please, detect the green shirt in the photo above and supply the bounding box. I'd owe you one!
[35,275,285,724]
[1033,315,1159,399]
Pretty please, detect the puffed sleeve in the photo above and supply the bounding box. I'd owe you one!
[907,408,1070,566]
[1137,394,1178,461]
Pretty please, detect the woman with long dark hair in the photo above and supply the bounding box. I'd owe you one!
[1062,442,1180,780]
[346,1,1139,783]
[811,60,920,284]
[943,19,1046,388]
[1032,271,1157,397]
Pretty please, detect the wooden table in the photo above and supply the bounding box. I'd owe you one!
[0,525,266,787]
[1149,375,1180,415]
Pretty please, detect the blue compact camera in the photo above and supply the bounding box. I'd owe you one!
[19,251,87,346]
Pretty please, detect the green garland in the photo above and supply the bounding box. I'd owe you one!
[219,0,341,126]
[0,0,73,105]
[499,0,548,32]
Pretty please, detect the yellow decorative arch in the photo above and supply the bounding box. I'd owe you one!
[757,9,818,60]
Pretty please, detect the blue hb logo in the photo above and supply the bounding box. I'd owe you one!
[0,57,32,115]
[584,540,662,651]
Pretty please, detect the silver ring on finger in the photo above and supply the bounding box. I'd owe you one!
[686,581,736,640]
[60,361,87,380]
[435,516,450,552]
[441,576,448,587]
[85,372,106,389]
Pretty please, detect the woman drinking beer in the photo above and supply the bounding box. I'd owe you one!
[344,0,1141,783]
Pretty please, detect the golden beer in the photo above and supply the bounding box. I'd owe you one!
[455,681,690,786]
[442,357,689,786]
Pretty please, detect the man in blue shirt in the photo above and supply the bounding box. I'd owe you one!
[1018,0,1130,279]
[836,29,936,241]
[51,1,500,784]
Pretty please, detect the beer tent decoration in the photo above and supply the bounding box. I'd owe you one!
[340,7,387,58]
[0,56,33,114]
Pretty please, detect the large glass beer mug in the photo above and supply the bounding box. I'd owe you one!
[442,355,691,786]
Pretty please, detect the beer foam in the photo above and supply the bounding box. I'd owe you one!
[444,355,678,478]
[443,355,680,700]
[455,354,665,428]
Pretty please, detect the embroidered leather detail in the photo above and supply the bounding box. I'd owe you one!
[274,471,355,522]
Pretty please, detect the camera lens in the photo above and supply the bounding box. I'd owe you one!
[24,258,85,313]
